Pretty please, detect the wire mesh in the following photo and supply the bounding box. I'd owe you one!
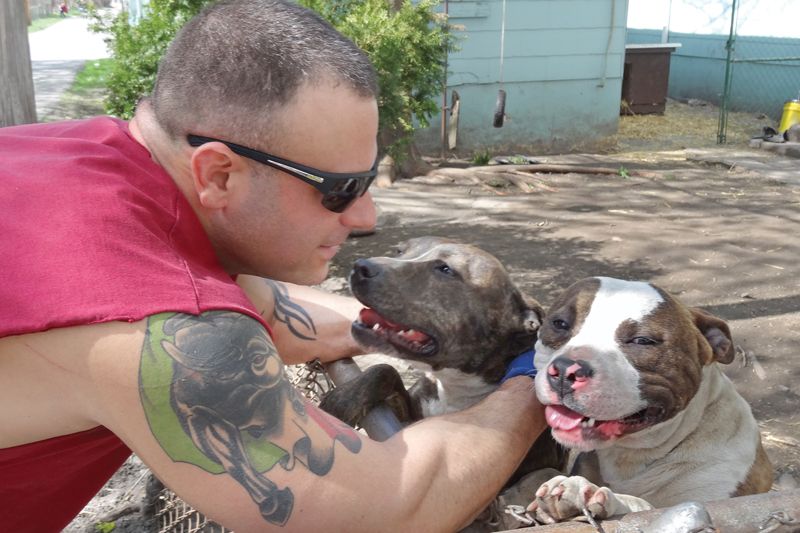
[718,0,800,142]
[151,489,230,533]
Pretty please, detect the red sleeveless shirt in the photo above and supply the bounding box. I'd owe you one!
[0,117,269,531]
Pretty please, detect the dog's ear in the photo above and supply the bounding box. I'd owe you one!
[507,293,543,355]
[519,293,545,335]
[690,307,735,365]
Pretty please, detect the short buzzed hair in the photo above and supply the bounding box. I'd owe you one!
[150,0,378,146]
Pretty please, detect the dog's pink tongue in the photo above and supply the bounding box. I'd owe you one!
[545,405,584,431]
[359,308,399,328]
[358,308,428,341]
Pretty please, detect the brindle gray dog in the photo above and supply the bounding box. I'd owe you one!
[320,236,566,489]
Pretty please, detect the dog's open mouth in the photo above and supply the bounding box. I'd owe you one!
[546,404,665,442]
[353,308,437,356]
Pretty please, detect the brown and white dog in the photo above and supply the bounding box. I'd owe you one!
[527,277,772,521]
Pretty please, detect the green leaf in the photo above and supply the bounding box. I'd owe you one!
[95,522,116,533]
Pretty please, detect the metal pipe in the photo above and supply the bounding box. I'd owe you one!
[510,488,800,533]
[440,0,450,159]
[324,358,404,441]
[717,0,738,144]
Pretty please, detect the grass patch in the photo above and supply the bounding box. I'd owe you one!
[610,98,773,152]
[28,15,68,33]
[470,149,492,166]
[40,58,112,122]
[71,58,113,96]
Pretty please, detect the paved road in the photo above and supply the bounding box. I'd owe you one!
[28,15,111,120]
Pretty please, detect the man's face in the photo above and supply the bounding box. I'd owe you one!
[215,83,379,284]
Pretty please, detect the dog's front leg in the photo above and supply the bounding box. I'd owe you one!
[182,405,294,525]
[528,475,653,523]
[320,363,415,427]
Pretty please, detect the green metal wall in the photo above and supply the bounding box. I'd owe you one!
[416,0,629,156]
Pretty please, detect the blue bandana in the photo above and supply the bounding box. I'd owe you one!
[500,348,537,383]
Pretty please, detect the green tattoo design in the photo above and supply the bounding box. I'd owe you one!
[139,311,361,526]
[264,280,317,341]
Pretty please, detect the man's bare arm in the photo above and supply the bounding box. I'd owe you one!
[52,312,545,532]
[137,310,364,525]
[237,275,365,364]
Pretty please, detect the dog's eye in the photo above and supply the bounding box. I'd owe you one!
[552,319,570,331]
[434,262,456,277]
[631,336,659,346]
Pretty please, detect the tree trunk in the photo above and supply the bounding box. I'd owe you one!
[380,0,437,182]
[397,140,435,179]
[0,0,37,126]
[378,126,435,183]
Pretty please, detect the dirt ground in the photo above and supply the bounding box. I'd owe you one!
[332,145,800,477]
[65,100,800,531]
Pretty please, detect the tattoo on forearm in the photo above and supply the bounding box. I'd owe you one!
[265,280,317,341]
[139,311,361,526]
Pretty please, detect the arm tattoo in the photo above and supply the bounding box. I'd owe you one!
[139,311,361,526]
[264,280,317,341]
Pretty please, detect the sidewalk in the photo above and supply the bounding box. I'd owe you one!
[28,15,111,121]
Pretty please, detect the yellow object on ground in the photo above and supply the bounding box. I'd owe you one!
[778,100,800,133]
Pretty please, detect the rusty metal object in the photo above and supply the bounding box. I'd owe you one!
[324,358,404,441]
[510,489,800,533]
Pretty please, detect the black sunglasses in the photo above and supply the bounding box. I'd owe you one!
[187,134,377,213]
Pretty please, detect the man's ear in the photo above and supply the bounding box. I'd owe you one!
[189,142,249,209]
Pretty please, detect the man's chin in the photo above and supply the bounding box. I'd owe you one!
[306,268,330,286]
[287,262,330,286]
[244,260,329,286]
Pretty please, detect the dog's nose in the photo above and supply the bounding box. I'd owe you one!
[352,258,381,279]
[547,356,594,395]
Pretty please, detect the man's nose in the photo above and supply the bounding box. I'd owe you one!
[341,190,377,233]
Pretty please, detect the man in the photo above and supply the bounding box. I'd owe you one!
[0,1,544,531]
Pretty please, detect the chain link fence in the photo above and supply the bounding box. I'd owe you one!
[718,0,800,142]
[627,0,800,145]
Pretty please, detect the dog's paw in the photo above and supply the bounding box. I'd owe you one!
[525,475,627,523]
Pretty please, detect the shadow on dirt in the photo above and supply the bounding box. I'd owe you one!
[329,152,800,487]
[335,224,662,303]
